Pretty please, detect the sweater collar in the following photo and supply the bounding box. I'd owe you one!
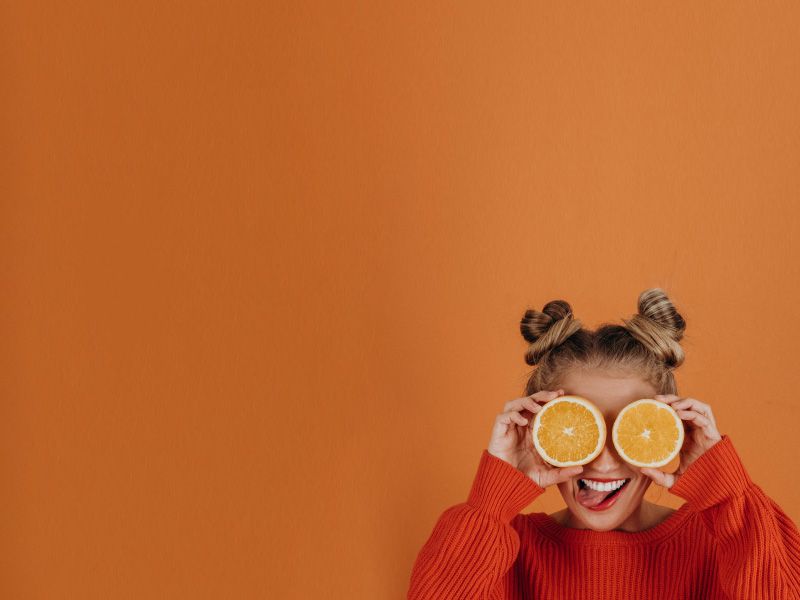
[528,502,695,545]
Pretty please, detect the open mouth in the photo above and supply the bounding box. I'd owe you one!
[576,478,632,510]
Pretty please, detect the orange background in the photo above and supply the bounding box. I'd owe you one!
[3,3,800,598]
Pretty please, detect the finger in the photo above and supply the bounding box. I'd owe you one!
[504,390,561,413]
[640,467,677,488]
[669,396,706,410]
[493,413,513,437]
[508,411,528,427]
[662,396,718,430]
[548,465,584,486]
[675,409,720,438]
[675,409,712,427]
[671,398,715,421]
[493,411,529,436]
[655,394,679,403]
[529,389,564,404]
[522,391,562,417]
[522,397,544,416]
[508,397,542,417]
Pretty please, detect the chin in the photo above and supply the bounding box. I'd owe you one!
[558,475,647,529]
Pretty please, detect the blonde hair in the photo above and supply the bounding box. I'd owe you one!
[520,288,686,396]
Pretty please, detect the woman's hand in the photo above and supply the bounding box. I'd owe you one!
[487,389,585,489]
[639,394,723,488]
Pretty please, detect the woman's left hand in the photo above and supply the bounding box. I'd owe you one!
[639,394,723,489]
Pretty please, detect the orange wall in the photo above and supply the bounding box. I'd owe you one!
[3,3,800,598]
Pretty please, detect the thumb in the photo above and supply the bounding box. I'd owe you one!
[641,467,677,489]
[553,465,584,484]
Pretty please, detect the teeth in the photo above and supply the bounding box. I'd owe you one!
[580,479,626,492]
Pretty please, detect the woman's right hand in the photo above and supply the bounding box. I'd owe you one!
[487,389,584,488]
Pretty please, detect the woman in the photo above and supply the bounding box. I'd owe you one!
[407,288,800,599]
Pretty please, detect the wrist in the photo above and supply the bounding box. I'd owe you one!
[467,449,546,521]
[487,449,517,469]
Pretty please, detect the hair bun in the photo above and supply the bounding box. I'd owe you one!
[520,300,583,366]
[621,288,686,368]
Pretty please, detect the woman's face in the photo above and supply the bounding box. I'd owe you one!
[554,368,658,532]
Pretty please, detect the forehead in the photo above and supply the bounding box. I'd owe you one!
[557,369,656,413]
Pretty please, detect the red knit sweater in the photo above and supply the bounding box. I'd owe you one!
[407,434,800,599]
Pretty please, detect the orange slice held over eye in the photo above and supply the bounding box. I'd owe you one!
[531,395,606,467]
[531,395,685,469]
[612,399,685,468]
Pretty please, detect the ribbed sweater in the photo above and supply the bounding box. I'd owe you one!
[407,434,800,599]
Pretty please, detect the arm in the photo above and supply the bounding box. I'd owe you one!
[668,434,800,599]
[407,449,545,600]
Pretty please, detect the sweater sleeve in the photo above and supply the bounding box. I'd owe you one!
[668,434,800,599]
[407,450,546,600]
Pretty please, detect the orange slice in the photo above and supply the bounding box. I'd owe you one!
[612,399,684,468]
[531,395,606,467]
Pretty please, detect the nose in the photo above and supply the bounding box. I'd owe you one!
[585,439,625,474]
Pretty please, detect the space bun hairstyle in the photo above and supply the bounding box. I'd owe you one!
[520,288,686,397]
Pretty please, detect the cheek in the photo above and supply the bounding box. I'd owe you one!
[557,480,578,500]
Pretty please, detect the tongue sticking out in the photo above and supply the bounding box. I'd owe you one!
[577,484,618,508]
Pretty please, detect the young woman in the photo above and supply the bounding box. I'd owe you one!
[407,288,800,599]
